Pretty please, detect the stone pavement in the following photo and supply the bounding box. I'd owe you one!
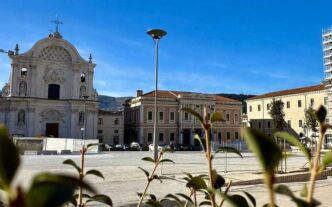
[12,151,332,206]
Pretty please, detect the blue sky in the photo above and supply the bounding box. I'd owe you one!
[0,1,331,97]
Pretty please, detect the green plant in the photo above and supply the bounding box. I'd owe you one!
[161,107,247,207]
[63,144,112,207]
[137,148,175,207]
[244,105,332,207]
[0,124,95,207]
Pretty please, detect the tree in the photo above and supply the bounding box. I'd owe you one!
[305,106,318,134]
[269,99,285,131]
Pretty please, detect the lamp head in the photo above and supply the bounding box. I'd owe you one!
[147,29,167,39]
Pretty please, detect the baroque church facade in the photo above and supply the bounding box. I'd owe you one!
[0,30,99,139]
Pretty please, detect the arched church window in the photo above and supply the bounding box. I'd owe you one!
[17,109,25,126]
[21,68,27,77]
[48,84,60,99]
[80,73,86,83]
[79,111,84,126]
[80,85,86,98]
[19,81,27,96]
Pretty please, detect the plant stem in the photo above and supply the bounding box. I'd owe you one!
[137,151,163,207]
[184,189,194,207]
[219,180,232,207]
[205,128,216,207]
[78,146,85,207]
[266,175,275,207]
[307,126,325,206]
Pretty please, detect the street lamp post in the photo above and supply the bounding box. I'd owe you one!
[147,29,167,161]
[83,95,89,140]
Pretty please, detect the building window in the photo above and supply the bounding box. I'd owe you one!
[19,81,27,96]
[298,100,302,108]
[234,114,238,122]
[170,111,175,122]
[48,84,60,100]
[17,109,25,126]
[136,111,139,122]
[184,112,189,120]
[114,118,119,125]
[310,98,314,106]
[258,105,261,111]
[159,132,164,142]
[286,101,290,108]
[159,111,164,122]
[98,118,103,125]
[249,105,252,112]
[226,114,230,122]
[218,132,222,143]
[267,121,271,128]
[21,68,27,77]
[114,129,118,134]
[80,73,86,82]
[170,132,175,142]
[148,132,153,142]
[324,97,328,105]
[79,111,84,126]
[258,122,261,128]
[267,104,270,110]
[288,120,291,128]
[235,132,239,139]
[299,120,303,127]
[227,132,231,139]
[148,111,153,122]
[79,85,86,98]
[98,130,103,134]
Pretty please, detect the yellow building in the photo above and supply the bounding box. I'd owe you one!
[246,84,327,138]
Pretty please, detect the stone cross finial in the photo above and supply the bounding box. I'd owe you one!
[89,53,93,63]
[15,44,19,55]
[51,16,63,33]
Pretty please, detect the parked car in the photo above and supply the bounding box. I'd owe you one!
[148,144,162,151]
[130,142,141,151]
[141,145,149,151]
[115,144,124,151]
[105,144,114,151]
[123,144,130,151]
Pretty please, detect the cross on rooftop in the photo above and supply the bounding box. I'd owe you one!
[51,16,63,33]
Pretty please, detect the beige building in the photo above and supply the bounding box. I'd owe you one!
[125,90,242,149]
[246,84,327,139]
[97,110,124,145]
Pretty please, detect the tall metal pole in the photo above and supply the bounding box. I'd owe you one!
[147,29,167,161]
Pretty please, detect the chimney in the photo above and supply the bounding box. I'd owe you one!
[136,90,143,97]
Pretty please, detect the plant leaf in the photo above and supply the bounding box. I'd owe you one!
[212,146,243,160]
[226,194,249,207]
[0,124,20,188]
[86,194,113,206]
[274,132,311,162]
[186,176,207,190]
[142,157,155,163]
[176,193,194,205]
[138,167,150,179]
[149,194,157,201]
[165,194,183,207]
[322,149,332,167]
[194,134,207,152]
[63,159,81,174]
[315,105,327,124]
[181,107,204,124]
[85,169,105,180]
[152,175,163,183]
[26,173,95,207]
[210,111,224,123]
[159,159,175,164]
[300,184,308,198]
[211,169,225,189]
[243,191,256,207]
[146,200,163,207]
[199,200,212,206]
[243,128,282,174]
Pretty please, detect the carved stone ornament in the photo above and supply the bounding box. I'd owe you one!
[1,83,10,97]
[43,66,65,83]
[40,109,64,122]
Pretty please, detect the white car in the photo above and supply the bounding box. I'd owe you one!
[148,144,162,151]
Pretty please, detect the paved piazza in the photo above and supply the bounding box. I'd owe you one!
[13,151,332,206]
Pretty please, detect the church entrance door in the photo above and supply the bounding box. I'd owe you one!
[46,123,59,137]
